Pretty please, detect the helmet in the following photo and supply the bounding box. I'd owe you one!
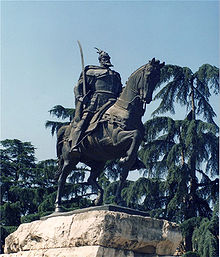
[95,47,113,67]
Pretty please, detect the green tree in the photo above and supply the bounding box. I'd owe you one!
[1,139,36,213]
[0,140,58,253]
[152,64,219,124]
[192,202,219,257]
[45,105,75,136]
[140,117,218,216]
[139,63,219,252]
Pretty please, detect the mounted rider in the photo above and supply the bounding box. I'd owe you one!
[70,48,123,152]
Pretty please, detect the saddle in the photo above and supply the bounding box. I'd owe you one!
[85,99,117,133]
[67,99,127,148]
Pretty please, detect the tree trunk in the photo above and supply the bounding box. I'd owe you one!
[185,79,198,251]
[185,229,194,252]
[190,77,196,120]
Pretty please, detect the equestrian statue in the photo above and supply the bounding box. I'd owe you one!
[55,43,165,212]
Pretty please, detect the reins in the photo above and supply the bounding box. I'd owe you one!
[114,63,153,113]
[115,64,150,113]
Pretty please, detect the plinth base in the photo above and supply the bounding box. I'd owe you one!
[1,246,177,257]
[2,205,182,257]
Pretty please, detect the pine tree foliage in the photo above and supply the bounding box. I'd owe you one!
[48,105,75,121]
[140,116,218,221]
[45,120,69,136]
[195,64,219,94]
[182,251,200,257]
[104,160,121,181]
[0,139,94,252]
[139,117,179,177]
[0,140,58,252]
[153,65,193,113]
[138,63,219,253]
[103,180,121,204]
[192,202,219,257]
[45,105,75,136]
[153,64,219,124]
[124,177,166,216]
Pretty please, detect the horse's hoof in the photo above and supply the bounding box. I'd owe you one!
[94,197,103,206]
[54,206,65,213]
[119,157,128,164]
[116,200,127,207]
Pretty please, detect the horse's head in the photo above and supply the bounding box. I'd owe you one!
[117,59,165,115]
[130,58,164,104]
[142,58,165,104]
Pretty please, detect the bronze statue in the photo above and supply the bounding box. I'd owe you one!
[70,47,123,152]
[55,46,164,212]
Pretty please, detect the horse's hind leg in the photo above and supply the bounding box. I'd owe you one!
[115,167,129,206]
[88,162,105,206]
[55,153,79,212]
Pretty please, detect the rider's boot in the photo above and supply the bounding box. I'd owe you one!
[71,132,82,152]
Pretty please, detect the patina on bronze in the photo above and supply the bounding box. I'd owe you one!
[70,44,123,152]
[55,44,164,212]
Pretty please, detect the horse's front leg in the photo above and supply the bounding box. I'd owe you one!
[55,148,79,212]
[117,129,142,167]
[88,162,105,206]
[55,161,70,212]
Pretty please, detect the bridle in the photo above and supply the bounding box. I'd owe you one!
[139,64,152,112]
[115,63,156,113]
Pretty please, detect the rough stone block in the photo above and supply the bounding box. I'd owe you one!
[3,207,182,257]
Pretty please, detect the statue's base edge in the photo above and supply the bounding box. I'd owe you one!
[41,204,149,220]
[0,246,177,257]
[3,208,182,256]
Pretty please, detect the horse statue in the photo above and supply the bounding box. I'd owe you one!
[55,58,164,212]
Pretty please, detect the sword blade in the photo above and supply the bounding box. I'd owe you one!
[77,40,86,96]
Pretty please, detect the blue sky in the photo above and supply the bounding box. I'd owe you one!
[1,0,219,161]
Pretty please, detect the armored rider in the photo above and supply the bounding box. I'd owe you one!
[70,48,123,152]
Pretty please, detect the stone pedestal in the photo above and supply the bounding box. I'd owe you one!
[2,205,182,257]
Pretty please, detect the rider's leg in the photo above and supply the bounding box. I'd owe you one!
[71,111,93,151]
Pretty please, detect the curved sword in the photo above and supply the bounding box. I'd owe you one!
[77,40,86,96]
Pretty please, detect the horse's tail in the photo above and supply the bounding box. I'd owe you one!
[56,125,68,158]
[55,125,69,180]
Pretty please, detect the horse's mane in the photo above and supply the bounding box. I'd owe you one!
[127,64,147,82]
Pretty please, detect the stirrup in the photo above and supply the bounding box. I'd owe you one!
[71,145,80,153]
